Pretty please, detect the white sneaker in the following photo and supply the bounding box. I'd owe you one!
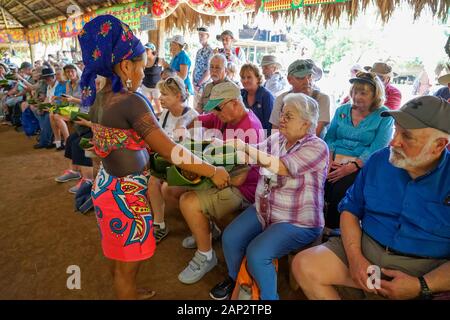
[178,250,217,284]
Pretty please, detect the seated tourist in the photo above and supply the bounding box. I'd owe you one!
[292,96,450,300]
[210,93,329,300]
[269,59,331,138]
[240,63,274,134]
[324,71,393,229]
[172,81,264,284]
[260,55,288,97]
[147,76,198,242]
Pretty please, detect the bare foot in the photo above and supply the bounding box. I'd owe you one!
[137,288,156,300]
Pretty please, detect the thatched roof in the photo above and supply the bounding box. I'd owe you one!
[0,0,448,31]
[0,0,133,29]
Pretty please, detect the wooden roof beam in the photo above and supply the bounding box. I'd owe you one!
[0,5,25,27]
[68,0,86,12]
[1,6,9,29]
[10,0,46,24]
[41,0,68,18]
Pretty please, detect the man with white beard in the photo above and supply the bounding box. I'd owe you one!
[291,96,450,300]
[195,54,230,114]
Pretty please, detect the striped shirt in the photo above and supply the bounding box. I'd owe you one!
[254,133,329,228]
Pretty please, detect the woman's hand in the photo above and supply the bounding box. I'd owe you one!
[327,162,357,183]
[74,118,92,128]
[210,166,230,189]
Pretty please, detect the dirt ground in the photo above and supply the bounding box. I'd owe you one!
[0,125,305,300]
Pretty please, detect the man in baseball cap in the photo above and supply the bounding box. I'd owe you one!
[293,95,450,300]
[270,59,331,137]
[214,30,245,64]
[174,80,264,285]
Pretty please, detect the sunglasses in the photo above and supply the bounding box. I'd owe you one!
[166,77,181,90]
[213,99,232,112]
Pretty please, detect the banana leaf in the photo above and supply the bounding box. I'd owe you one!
[26,98,38,105]
[4,74,15,80]
[56,105,79,117]
[69,110,90,121]
[37,103,53,110]
[203,144,238,166]
[79,137,93,149]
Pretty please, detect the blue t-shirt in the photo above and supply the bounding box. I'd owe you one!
[324,103,393,162]
[339,147,450,259]
[170,50,194,95]
[54,81,66,103]
[241,86,274,135]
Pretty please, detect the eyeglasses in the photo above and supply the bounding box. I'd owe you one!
[213,100,232,112]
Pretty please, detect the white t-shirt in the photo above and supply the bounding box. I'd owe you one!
[158,107,198,137]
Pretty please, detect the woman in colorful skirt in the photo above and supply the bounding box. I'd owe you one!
[78,15,230,300]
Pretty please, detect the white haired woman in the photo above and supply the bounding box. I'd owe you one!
[210,93,329,300]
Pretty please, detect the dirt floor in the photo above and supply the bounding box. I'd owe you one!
[0,125,305,300]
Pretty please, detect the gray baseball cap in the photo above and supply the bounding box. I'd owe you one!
[203,82,241,112]
[381,96,450,134]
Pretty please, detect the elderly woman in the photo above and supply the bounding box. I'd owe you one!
[147,76,198,242]
[240,63,274,134]
[210,93,329,300]
[77,15,229,300]
[161,35,194,95]
[324,71,394,229]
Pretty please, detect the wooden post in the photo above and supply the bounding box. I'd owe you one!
[29,43,34,63]
[148,19,166,58]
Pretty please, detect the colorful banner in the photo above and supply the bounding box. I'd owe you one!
[262,0,348,12]
[97,1,148,30]
[59,13,96,38]
[149,0,257,20]
[0,29,27,43]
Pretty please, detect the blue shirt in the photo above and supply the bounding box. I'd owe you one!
[324,103,393,162]
[54,81,66,103]
[241,86,274,135]
[434,87,450,101]
[339,147,450,259]
[170,50,194,95]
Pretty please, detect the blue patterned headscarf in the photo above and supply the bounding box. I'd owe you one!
[78,15,145,107]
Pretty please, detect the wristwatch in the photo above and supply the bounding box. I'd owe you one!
[418,276,433,300]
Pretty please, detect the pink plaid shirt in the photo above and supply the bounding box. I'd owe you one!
[255,133,329,228]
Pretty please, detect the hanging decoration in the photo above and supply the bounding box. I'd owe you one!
[59,13,95,38]
[261,0,348,12]
[0,29,27,43]
[97,1,148,30]
[148,0,257,19]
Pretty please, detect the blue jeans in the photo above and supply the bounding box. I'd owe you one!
[32,110,53,147]
[222,206,322,300]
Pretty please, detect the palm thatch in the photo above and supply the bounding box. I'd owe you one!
[265,0,449,26]
[158,3,229,32]
[0,0,448,32]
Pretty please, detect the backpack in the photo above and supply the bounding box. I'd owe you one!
[21,108,40,136]
[74,180,94,214]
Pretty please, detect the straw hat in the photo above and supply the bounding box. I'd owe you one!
[438,73,450,86]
